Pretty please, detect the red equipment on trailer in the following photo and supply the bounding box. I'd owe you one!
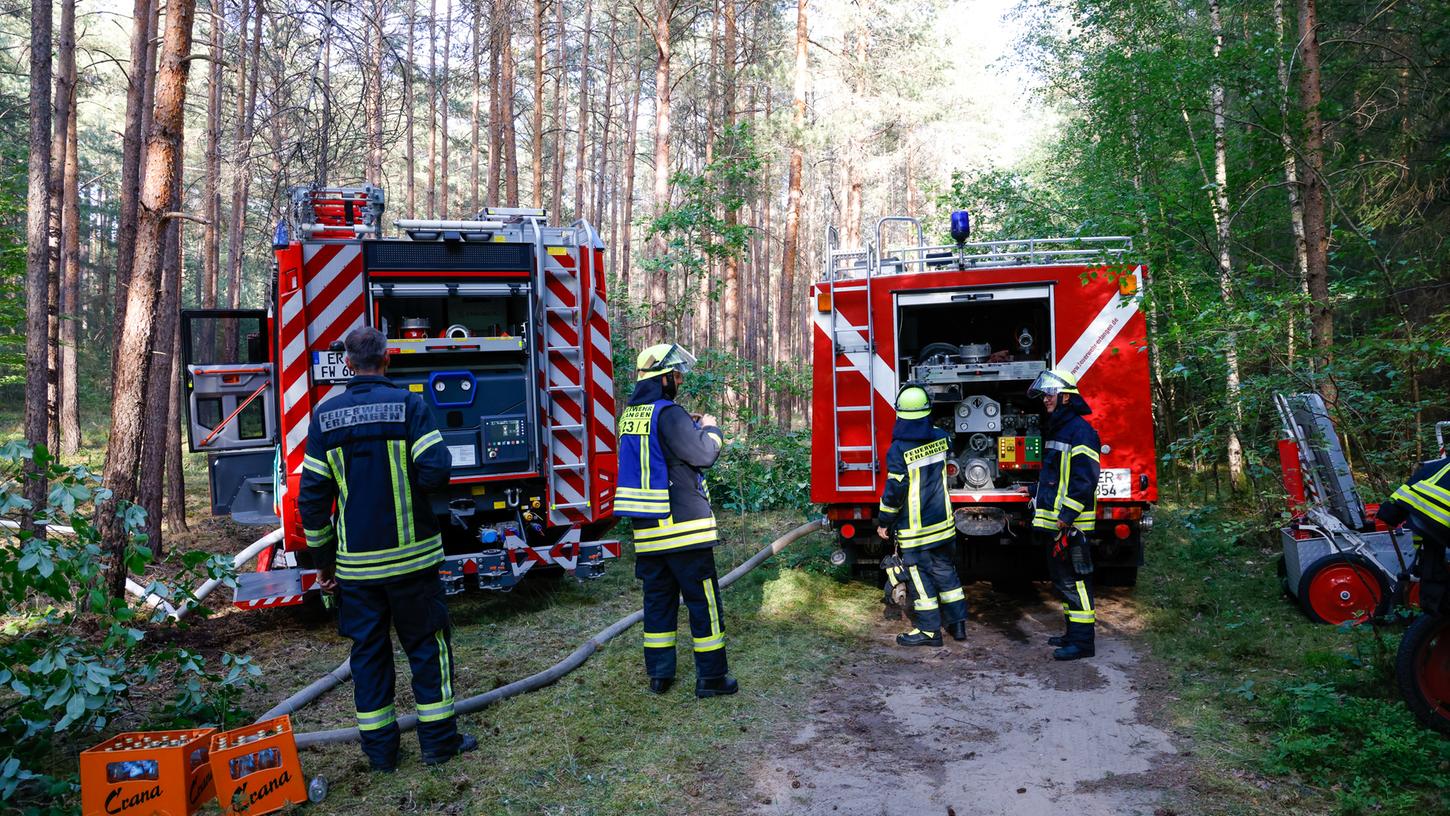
[811,215,1156,585]
[180,185,620,610]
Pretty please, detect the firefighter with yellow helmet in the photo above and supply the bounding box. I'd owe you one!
[1027,367,1102,661]
[876,385,969,646]
[615,343,738,697]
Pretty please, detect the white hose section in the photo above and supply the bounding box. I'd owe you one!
[0,519,78,536]
[3,519,284,622]
[282,517,830,748]
[168,529,285,621]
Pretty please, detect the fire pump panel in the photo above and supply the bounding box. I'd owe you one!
[896,286,1054,491]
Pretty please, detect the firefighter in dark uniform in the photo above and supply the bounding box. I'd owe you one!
[298,326,478,771]
[1376,456,1450,615]
[877,386,969,647]
[615,343,738,698]
[1028,368,1101,661]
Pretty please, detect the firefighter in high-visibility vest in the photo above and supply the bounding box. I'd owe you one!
[1375,455,1450,615]
[1028,368,1101,661]
[615,343,738,698]
[876,386,969,647]
[298,326,477,771]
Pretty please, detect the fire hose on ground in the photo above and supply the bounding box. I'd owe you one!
[258,517,829,749]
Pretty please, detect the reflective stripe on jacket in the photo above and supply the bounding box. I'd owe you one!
[297,375,453,583]
[878,419,955,550]
[1033,408,1100,533]
[622,378,724,554]
[1378,457,1450,546]
[616,399,673,518]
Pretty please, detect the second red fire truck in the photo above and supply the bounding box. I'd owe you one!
[811,214,1157,586]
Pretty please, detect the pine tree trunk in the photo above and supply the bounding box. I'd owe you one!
[1273,0,1310,367]
[441,2,452,217]
[368,0,384,181]
[471,0,481,212]
[164,294,188,534]
[139,138,186,556]
[648,0,672,320]
[592,15,617,227]
[551,0,566,218]
[203,2,222,314]
[427,0,437,218]
[102,0,197,597]
[503,27,520,205]
[1208,0,1244,488]
[620,59,640,304]
[406,0,417,217]
[572,0,593,220]
[721,0,739,353]
[531,0,544,208]
[487,1,503,203]
[24,0,53,531]
[1296,0,1333,403]
[223,0,261,356]
[60,66,81,456]
[319,2,332,184]
[778,0,806,379]
[114,0,152,332]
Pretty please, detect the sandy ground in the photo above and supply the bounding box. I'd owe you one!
[747,583,1193,816]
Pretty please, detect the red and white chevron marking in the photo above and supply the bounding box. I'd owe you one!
[278,243,366,475]
[235,594,304,610]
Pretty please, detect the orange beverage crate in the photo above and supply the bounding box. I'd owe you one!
[209,715,307,816]
[79,727,216,816]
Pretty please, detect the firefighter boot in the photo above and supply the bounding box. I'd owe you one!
[649,677,674,694]
[422,733,479,767]
[1052,643,1095,661]
[696,675,739,698]
[896,629,943,647]
[948,620,968,642]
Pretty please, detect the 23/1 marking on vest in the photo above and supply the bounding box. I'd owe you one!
[903,438,948,464]
[619,405,653,435]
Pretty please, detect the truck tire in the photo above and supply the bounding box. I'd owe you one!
[1395,613,1450,737]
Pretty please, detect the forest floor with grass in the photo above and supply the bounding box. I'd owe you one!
[4,399,1446,816]
[135,500,1449,816]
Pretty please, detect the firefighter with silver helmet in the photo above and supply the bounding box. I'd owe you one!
[615,343,738,697]
[1027,367,1102,660]
[876,385,969,646]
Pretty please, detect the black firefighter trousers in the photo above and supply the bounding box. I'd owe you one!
[1038,529,1096,647]
[338,570,461,767]
[637,548,729,681]
[901,542,968,634]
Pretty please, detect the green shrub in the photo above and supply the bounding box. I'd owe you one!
[0,441,261,815]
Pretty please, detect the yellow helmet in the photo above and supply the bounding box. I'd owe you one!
[636,343,698,380]
[1027,368,1079,398]
[896,386,931,420]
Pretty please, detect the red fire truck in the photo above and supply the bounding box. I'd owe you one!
[180,185,620,610]
[812,215,1157,585]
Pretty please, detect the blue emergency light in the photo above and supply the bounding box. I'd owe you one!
[950,210,972,246]
[272,218,290,249]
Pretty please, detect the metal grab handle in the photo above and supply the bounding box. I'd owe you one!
[874,216,924,273]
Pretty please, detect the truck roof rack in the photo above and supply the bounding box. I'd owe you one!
[821,216,1133,281]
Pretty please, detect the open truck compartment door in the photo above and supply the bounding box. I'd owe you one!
[180,309,280,525]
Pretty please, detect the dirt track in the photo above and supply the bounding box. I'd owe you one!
[747,584,1191,816]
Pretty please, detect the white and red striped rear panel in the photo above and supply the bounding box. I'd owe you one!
[275,242,368,551]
